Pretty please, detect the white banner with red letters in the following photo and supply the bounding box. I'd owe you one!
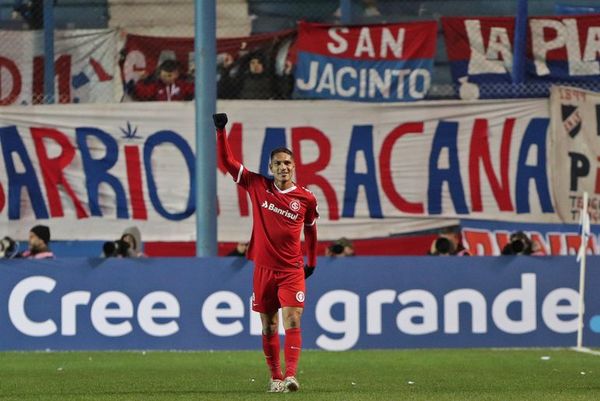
[0,99,559,241]
[550,86,600,224]
[0,29,118,105]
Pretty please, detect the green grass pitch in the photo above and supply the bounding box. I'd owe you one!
[0,348,598,400]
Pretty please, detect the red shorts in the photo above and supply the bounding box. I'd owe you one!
[252,264,305,313]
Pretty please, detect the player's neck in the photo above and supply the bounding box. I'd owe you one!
[274,179,294,191]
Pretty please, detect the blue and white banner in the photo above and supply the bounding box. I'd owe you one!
[1,257,598,351]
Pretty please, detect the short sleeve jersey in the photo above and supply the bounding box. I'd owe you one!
[235,165,319,270]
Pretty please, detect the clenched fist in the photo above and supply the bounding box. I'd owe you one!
[213,113,228,130]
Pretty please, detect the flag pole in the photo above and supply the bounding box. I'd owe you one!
[576,191,589,349]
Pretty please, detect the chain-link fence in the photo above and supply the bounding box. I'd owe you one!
[0,0,599,105]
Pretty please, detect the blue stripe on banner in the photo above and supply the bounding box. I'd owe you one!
[293,52,434,102]
[449,59,600,99]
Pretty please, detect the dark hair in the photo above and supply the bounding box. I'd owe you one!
[434,237,453,254]
[248,52,266,65]
[159,59,181,73]
[270,147,294,161]
[328,243,345,255]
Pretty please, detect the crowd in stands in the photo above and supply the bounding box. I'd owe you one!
[125,50,294,102]
[1,224,548,259]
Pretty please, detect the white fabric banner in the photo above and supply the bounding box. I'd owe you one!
[550,86,600,224]
[0,99,557,241]
[0,29,118,105]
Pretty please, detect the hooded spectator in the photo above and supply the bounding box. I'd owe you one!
[121,226,145,257]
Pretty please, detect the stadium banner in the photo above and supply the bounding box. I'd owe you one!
[460,219,600,256]
[0,29,118,105]
[293,20,437,102]
[0,256,599,351]
[554,4,600,15]
[441,15,600,98]
[0,99,558,241]
[120,30,295,100]
[550,86,600,224]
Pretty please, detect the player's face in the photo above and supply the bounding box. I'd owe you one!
[269,152,295,188]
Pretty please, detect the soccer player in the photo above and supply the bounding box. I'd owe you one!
[213,113,318,393]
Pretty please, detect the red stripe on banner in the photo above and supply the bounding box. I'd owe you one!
[145,235,438,257]
[0,182,4,213]
[292,126,340,220]
[32,56,44,104]
[442,14,600,62]
[379,122,425,214]
[296,20,437,60]
[31,127,89,219]
[125,145,148,220]
[468,118,514,212]
[441,16,514,62]
[90,57,113,82]
[55,55,72,103]
[528,14,600,62]
[0,56,22,105]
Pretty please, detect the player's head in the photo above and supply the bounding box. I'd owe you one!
[269,147,293,162]
[269,147,295,186]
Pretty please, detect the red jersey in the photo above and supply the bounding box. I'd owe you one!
[236,166,319,270]
[133,79,194,101]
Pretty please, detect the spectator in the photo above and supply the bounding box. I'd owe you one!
[12,0,43,30]
[428,226,470,256]
[218,52,291,100]
[501,231,543,255]
[228,242,248,257]
[325,237,355,257]
[19,225,54,259]
[120,226,145,257]
[133,59,194,101]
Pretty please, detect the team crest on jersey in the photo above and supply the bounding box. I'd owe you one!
[289,199,301,211]
[296,291,305,302]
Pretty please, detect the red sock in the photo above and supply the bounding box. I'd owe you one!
[284,327,302,377]
[262,333,283,380]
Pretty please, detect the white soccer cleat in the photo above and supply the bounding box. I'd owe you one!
[284,376,300,392]
[267,379,285,393]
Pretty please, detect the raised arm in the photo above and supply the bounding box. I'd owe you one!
[213,113,242,178]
